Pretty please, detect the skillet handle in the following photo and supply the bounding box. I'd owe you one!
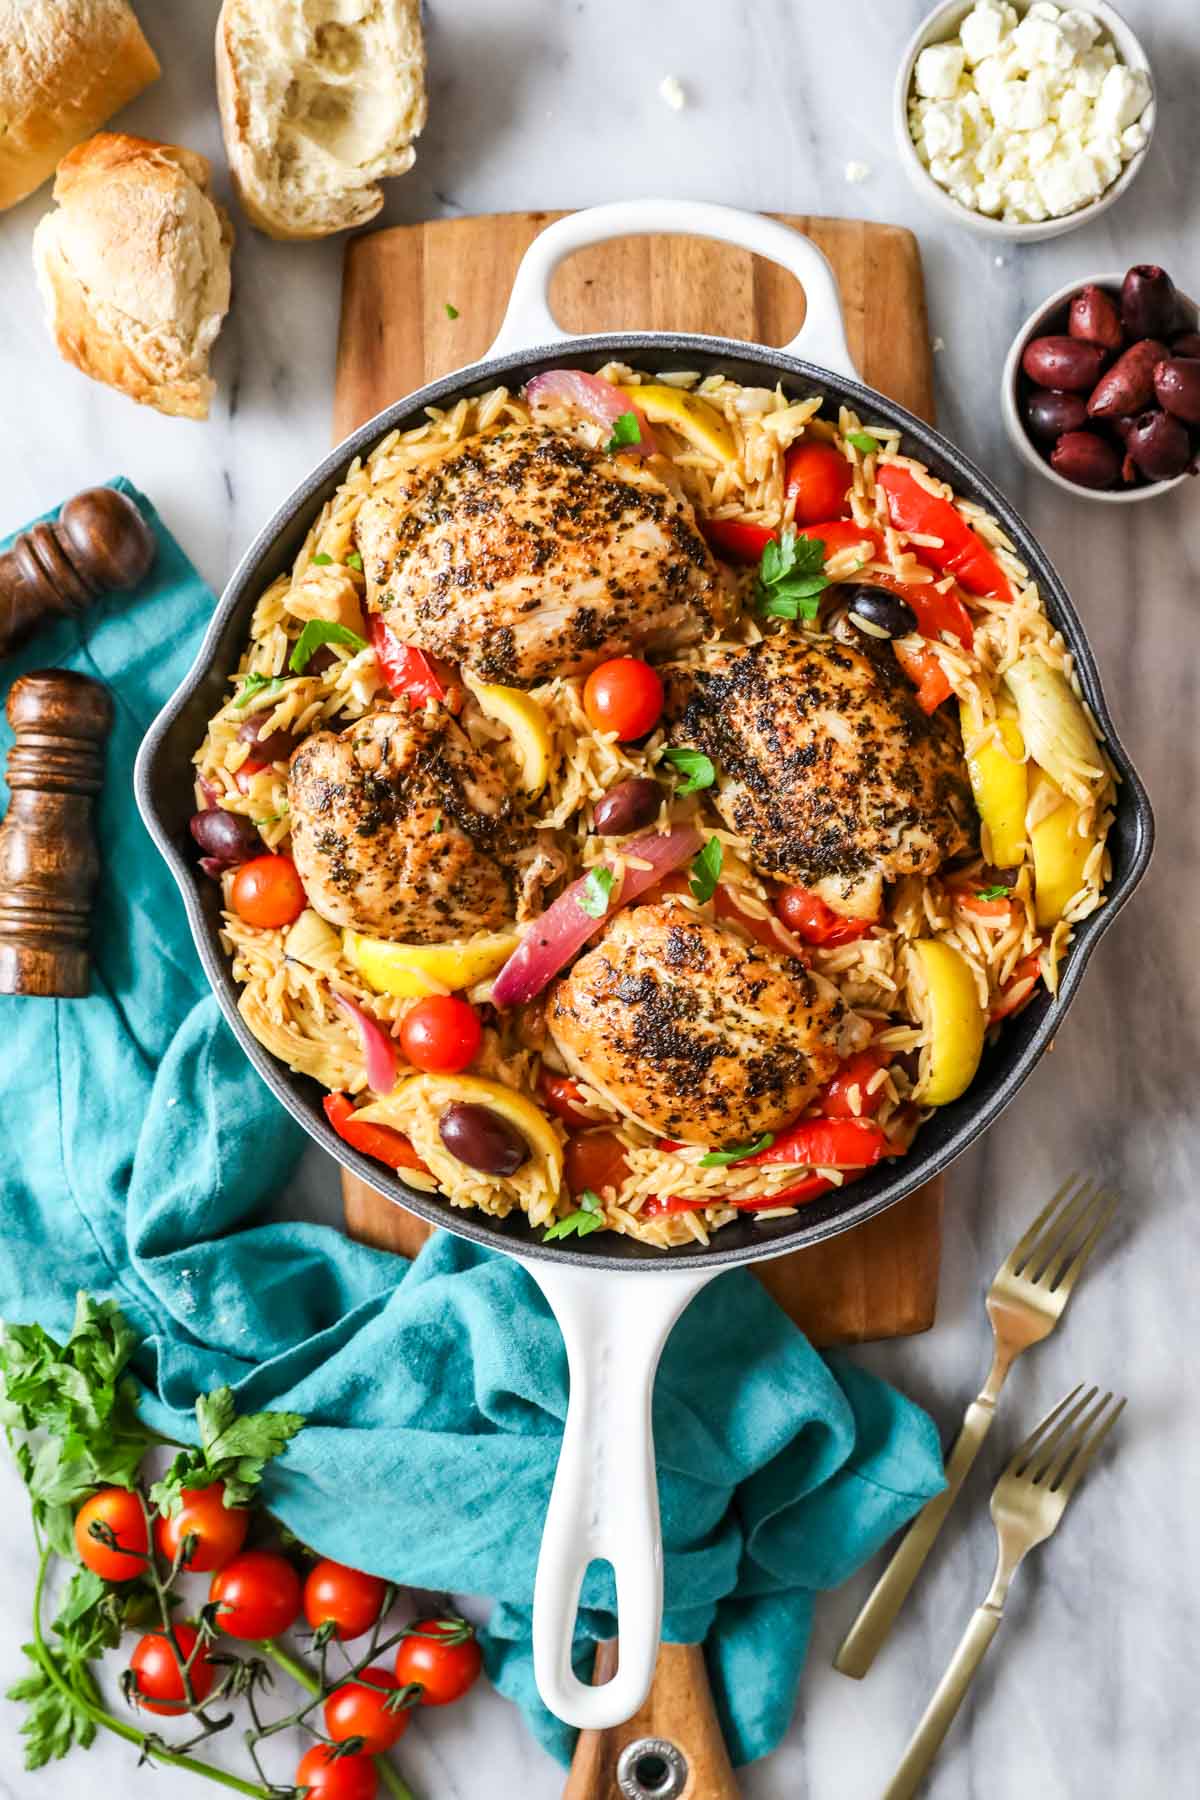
[518,1257,714,1729]
[486,198,859,378]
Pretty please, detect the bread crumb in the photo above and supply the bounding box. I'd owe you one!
[845,160,872,183]
[659,76,686,111]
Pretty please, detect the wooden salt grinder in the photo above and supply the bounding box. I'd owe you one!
[0,671,114,997]
[0,486,156,661]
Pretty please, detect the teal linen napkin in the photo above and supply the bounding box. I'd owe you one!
[0,482,945,1767]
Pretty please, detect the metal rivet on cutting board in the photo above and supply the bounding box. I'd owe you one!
[616,1736,689,1799]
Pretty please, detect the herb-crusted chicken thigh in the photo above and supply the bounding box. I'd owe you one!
[662,637,973,918]
[353,424,726,687]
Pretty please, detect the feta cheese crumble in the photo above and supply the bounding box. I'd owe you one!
[908,1,1152,225]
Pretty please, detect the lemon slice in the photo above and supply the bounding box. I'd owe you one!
[959,696,1028,867]
[464,675,552,794]
[1029,769,1095,927]
[908,939,986,1106]
[620,384,737,463]
[344,929,520,998]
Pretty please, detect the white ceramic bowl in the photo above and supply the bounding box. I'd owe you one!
[1002,270,1199,502]
[894,0,1156,243]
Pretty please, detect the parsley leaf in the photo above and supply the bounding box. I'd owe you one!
[149,1386,305,1516]
[661,746,716,795]
[846,431,880,454]
[234,672,287,709]
[755,526,829,622]
[976,884,1011,901]
[543,1189,607,1241]
[346,550,364,571]
[289,619,367,674]
[311,551,334,565]
[606,411,642,453]
[700,1133,775,1168]
[578,866,616,920]
[445,302,460,320]
[689,835,723,904]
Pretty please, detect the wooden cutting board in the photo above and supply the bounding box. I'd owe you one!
[332,212,943,1347]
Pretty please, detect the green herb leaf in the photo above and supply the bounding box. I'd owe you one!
[433,816,444,834]
[661,746,716,795]
[755,526,828,623]
[579,1189,603,1213]
[234,673,287,709]
[445,302,460,320]
[7,1644,95,1770]
[578,866,616,920]
[543,1191,608,1241]
[689,835,723,905]
[311,551,334,566]
[699,1133,775,1168]
[606,411,642,453]
[346,550,364,571]
[976,884,1011,901]
[149,1386,304,1516]
[289,619,367,675]
[846,431,880,454]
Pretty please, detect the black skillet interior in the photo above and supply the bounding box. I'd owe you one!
[135,334,1155,1272]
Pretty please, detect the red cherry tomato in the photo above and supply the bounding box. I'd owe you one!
[325,1669,410,1754]
[128,1625,215,1715]
[712,883,805,956]
[393,1618,483,1707]
[775,886,876,946]
[818,1049,892,1119]
[153,1482,250,1574]
[564,1130,631,1201]
[784,441,852,525]
[295,1744,378,1800]
[74,1488,149,1582]
[582,658,664,741]
[230,854,306,929]
[537,1069,604,1129]
[399,996,482,1074]
[303,1559,389,1642]
[209,1550,302,1640]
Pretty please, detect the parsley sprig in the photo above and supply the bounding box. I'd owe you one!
[976,884,1011,901]
[845,431,880,454]
[543,1189,606,1241]
[661,746,716,795]
[689,836,723,904]
[699,1134,774,1168]
[606,411,642,453]
[233,673,288,710]
[578,866,616,920]
[755,527,829,622]
[149,1387,304,1518]
[289,619,367,674]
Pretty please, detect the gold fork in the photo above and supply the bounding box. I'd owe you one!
[882,1384,1127,1800]
[835,1174,1116,1679]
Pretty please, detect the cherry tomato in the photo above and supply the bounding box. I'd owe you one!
[128,1625,215,1715]
[323,1094,428,1173]
[712,883,803,956]
[325,1669,410,1754]
[398,996,482,1074]
[393,1618,483,1707]
[295,1744,378,1800]
[819,1049,892,1119]
[210,1550,302,1640]
[784,441,852,525]
[74,1488,149,1582]
[152,1482,250,1574]
[230,854,306,929]
[537,1069,603,1129]
[582,658,663,741]
[564,1130,631,1201]
[303,1559,388,1642]
[775,885,876,946]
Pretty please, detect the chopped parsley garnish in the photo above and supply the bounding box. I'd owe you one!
[233,672,288,708]
[289,619,368,674]
[346,550,364,571]
[755,527,829,622]
[579,865,617,919]
[689,835,723,904]
[311,551,334,565]
[433,816,444,834]
[976,884,1011,901]
[661,746,716,795]
[846,431,880,454]
[700,1133,774,1168]
[543,1188,606,1241]
[606,411,642,453]
[445,302,460,319]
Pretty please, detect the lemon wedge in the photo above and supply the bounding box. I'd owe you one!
[1029,768,1095,928]
[908,939,986,1106]
[344,929,520,998]
[464,676,552,794]
[620,384,737,463]
[959,696,1028,867]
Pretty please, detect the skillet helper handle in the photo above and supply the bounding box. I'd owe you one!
[487,198,859,379]
[0,486,155,662]
[521,1259,713,1730]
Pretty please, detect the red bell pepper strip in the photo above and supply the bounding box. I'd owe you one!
[818,1049,892,1119]
[323,1092,428,1173]
[893,641,952,713]
[775,884,876,947]
[644,1166,874,1217]
[701,516,883,566]
[369,615,458,708]
[953,888,1016,921]
[748,1116,890,1169]
[857,569,974,651]
[783,442,852,525]
[989,952,1044,1023]
[875,465,1011,601]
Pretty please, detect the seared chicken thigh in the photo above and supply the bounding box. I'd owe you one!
[354,424,725,687]
[662,637,972,917]
[287,703,524,941]
[547,903,868,1144]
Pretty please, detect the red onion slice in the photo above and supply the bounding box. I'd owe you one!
[525,369,661,458]
[333,991,398,1095]
[492,826,702,1008]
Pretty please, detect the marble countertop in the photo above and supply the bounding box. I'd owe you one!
[1,1,1197,1795]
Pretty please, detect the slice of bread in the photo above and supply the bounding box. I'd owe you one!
[0,0,160,212]
[32,134,234,421]
[216,0,426,241]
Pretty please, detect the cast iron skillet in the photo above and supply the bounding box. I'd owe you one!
[135,202,1154,1732]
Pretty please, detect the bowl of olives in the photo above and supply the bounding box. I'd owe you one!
[1003,263,1198,501]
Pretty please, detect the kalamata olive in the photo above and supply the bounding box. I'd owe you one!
[1050,431,1121,490]
[1121,264,1178,340]
[1086,339,1170,418]
[1170,330,1200,359]
[1022,387,1089,444]
[439,1102,529,1175]
[593,777,663,836]
[306,645,341,675]
[189,807,262,865]
[842,583,917,640]
[1153,357,1200,424]
[1122,409,1193,482]
[1068,284,1123,353]
[1021,336,1108,393]
[238,714,297,763]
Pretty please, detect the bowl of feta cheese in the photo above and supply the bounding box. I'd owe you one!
[895,0,1155,239]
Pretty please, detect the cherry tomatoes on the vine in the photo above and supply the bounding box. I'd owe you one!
[294,1744,378,1800]
[209,1549,302,1640]
[153,1482,250,1574]
[230,854,306,929]
[74,1488,149,1582]
[393,1618,483,1706]
[128,1625,215,1715]
[582,658,664,741]
[324,1668,410,1754]
[398,996,482,1074]
[303,1559,388,1642]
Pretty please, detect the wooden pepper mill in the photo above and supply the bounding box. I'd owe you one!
[0,486,155,660]
[0,671,114,997]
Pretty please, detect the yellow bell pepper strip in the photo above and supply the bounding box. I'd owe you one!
[959,697,1028,866]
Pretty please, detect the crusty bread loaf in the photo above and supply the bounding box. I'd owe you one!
[0,0,160,212]
[216,0,426,241]
[32,134,234,421]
